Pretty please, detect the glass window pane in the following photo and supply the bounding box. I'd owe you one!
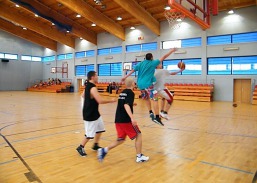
[66,53,73,59]
[181,38,201,47]
[75,65,86,76]
[111,63,122,76]
[57,54,65,60]
[208,57,231,75]
[85,64,95,74]
[86,50,95,57]
[76,51,86,58]
[207,35,232,45]
[98,64,110,76]
[126,44,141,53]
[182,58,201,75]
[32,56,42,61]
[0,53,4,59]
[111,46,122,54]
[5,54,18,60]
[232,56,257,75]
[163,60,181,73]
[162,40,181,49]
[142,42,157,51]
[232,32,257,43]
[21,55,32,61]
[98,48,110,55]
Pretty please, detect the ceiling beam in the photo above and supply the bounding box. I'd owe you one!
[56,0,125,40]
[18,0,97,45]
[0,18,57,51]
[0,3,75,48]
[113,0,160,35]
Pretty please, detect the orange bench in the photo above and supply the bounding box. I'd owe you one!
[252,85,257,105]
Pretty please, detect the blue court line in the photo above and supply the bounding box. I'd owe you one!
[200,161,253,175]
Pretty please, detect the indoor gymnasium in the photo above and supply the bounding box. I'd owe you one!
[0,0,257,182]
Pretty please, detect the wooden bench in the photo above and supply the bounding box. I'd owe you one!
[166,83,214,102]
[27,82,71,93]
[252,85,257,105]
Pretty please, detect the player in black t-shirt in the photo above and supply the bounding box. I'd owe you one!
[97,78,149,163]
[76,71,116,157]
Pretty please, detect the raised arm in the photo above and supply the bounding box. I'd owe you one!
[121,69,135,82]
[160,48,177,62]
[170,68,185,75]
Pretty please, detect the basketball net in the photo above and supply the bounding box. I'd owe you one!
[164,9,185,30]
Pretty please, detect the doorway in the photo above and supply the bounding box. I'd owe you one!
[233,79,251,104]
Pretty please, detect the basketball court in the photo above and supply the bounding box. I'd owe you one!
[0,0,257,182]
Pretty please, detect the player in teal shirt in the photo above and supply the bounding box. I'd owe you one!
[122,48,176,126]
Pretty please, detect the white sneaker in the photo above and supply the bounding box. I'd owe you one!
[160,112,170,120]
[136,154,149,163]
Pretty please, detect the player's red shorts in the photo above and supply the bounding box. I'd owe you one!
[115,123,141,140]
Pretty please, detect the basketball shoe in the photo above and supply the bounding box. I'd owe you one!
[136,154,149,163]
[160,111,170,120]
[98,148,107,162]
[153,117,164,126]
[76,146,87,157]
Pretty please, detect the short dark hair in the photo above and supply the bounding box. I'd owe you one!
[87,71,96,80]
[145,53,153,60]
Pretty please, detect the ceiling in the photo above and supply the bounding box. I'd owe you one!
[0,0,256,51]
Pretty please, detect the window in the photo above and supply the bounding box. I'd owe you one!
[75,64,95,76]
[232,56,257,75]
[66,53,73,59]
[126,44,141,52]
[43,55,55,62]
[111,46,122,54]
[207,31,257,45]
[32,56,42,62]
[21,55,32,61]
[181,38,201,47]
[124,61,141,76]
[207,57,231,75]
[4,53,18,60]
[163,59,201,75]
[207,35,231,45]
[0,53,4,59]
[98,47,122,55]
[76,65,86,76]
[162,40,181,49]
[75,50,95,58]
[57,54,65,60]
[98,63,111,76]
[232,32,257,43]
[142,42,157,51]
[126,42,157,53]
[182,58,201,75]
[98,63,122,76]
[111,63,122,76]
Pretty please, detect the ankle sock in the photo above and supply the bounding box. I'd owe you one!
[80,144,84,148]
[137,153,142,158]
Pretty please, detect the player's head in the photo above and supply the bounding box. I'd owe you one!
[125,78,135,88]
[87,71,98,83]
[145,53,153,60]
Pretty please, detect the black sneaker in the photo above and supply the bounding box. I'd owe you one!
[98,148,107,162]
[76,146,87,157]
[150,113,155,121]
[92,144,102,151]
[153,117,164,126]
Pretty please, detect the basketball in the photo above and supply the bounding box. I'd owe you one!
[177,61,185,69]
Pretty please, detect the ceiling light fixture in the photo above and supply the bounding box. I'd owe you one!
[91,23,96,27]
[76,14,81,18]
[130,26,135,30]
[164,5,171,10]
[35,14,39,17]
[176,18,182,22]
[52,23,55,25]
[80,37,83,40]
[116,16,122,21]
[15,4,20,7]
[66,30,70,33]
[23,27,27,30]
[228,10,234,14]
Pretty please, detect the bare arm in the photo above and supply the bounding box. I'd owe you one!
[124,104,137,125]
[121,69,135,82]
[90,87,116,104]
[170,68,185,75]
[160,48,177,62]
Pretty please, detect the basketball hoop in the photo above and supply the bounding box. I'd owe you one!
[164,9,185,29]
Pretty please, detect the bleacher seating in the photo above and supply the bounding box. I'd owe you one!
[27,82,71,93]
[252,85,257,105]
[166,83,214,102]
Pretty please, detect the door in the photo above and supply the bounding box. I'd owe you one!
[233,79,251,103]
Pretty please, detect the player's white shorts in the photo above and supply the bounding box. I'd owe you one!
[158,88,174,104]
[84,116,105,139]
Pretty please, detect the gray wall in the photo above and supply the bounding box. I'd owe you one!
[0,30,44,90]
[0,6,257,101]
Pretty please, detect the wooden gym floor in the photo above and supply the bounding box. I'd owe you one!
[0,91,256,183]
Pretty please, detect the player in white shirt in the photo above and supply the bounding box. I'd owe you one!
[154,63,185,119]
